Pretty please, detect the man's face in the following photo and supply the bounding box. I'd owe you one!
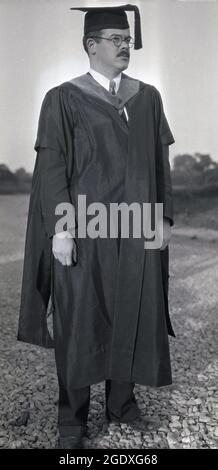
[94,28,131,73]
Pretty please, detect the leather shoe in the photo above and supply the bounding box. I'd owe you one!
[56,435,84,449]
[106,412,160,432]
[123,415,160,432]
[105,402,140,426]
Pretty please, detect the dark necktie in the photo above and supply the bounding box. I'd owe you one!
[109,79,128,124]
[119,107,128,124]
[109,79,116,95]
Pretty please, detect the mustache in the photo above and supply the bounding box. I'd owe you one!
[117,51,130,58]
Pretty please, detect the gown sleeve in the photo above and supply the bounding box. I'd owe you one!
[153,87,175,226]
[34,88,74,238]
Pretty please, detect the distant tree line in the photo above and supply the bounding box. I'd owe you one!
[0,164,32,194]
[171,153,218,220]
[1,153,218,195]
[172,153,218,191]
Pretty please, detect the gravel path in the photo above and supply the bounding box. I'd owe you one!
[0,229,217,449]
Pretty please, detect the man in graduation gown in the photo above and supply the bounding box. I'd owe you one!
[17,4,176,449]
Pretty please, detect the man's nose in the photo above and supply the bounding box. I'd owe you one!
[119,42,129,54]
[120,40,129,49]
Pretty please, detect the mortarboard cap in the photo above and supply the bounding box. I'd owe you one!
[70,4,142,50]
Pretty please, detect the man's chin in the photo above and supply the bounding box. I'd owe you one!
[116,58,129,71]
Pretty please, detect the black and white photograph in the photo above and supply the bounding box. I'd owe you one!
[0,0,217,454]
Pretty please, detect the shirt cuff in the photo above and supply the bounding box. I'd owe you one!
[54,228,75,239]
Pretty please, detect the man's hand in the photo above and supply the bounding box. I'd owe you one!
[52,235,77,266]
[160,217,172,250]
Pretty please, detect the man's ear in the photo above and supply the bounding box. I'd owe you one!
[86,38,97,55]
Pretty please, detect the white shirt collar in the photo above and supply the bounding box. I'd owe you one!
[89,68,121,94]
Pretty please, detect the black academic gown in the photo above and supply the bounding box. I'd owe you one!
[17,73,176,388]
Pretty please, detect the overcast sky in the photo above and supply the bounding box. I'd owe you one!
[0,0,218,172]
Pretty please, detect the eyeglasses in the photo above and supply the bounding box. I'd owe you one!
[92,35,134,48]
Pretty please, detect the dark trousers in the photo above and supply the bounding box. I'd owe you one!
[57,377,138,437]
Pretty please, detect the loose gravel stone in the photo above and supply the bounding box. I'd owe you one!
[0,438,8,448]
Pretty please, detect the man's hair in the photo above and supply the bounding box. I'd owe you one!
[83,30,104,55]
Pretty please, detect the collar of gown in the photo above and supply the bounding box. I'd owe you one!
[89,68,121,94]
